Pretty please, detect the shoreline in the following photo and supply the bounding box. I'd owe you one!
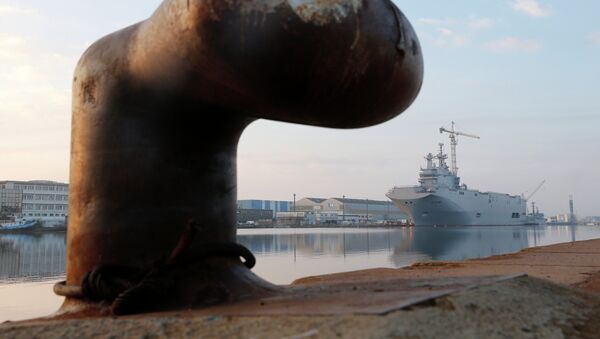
[294,238,600,292]
[238,223,586,229]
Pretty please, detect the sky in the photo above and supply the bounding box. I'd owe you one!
[0,0,599,217]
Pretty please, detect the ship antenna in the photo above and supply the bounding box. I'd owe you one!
[437,143,446,168]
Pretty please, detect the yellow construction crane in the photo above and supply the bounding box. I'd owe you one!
[439,121,480,175]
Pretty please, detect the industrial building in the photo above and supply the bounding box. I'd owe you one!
[237,209,273,223]
[293,198,327,212]
[237,200,291,214]
[276,196,407,226]
[0,180,69,226]
[321,197,406,222]
[237,199,291,225]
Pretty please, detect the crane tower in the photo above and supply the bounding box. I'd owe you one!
[569,195,575,224]
[439,121,480,175]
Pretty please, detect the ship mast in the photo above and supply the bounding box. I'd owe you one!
[436,143,447,168]
[439,121,480,175]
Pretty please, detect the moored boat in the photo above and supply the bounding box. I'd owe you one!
[0,219,38,231]
[387,123,533,226]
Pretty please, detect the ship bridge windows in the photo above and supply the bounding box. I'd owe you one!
[511,213,521,218]
[459,192,465,196]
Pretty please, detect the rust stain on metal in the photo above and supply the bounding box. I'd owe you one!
[81,78,97,105]
[234,0,362,26]
[292,0,362,26]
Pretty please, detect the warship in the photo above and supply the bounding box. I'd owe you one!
[387,122,530,226]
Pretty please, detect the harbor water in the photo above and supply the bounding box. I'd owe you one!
[2,225,600,322]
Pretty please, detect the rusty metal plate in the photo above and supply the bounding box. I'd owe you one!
[187,274,526,316]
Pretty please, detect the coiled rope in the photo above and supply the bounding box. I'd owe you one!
[54,220,255,314]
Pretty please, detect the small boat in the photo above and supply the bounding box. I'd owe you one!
[0,219,38,231]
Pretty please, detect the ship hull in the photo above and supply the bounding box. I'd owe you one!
[387,187,527,226]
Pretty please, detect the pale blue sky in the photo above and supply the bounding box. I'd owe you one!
[0,1,598,216]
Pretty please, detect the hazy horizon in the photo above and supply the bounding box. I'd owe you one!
[1,0,599,216]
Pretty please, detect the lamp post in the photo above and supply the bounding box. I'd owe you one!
[293,193,296,212]
[387,201,390,221]
[342,195,345,222]
[366,198,369,224]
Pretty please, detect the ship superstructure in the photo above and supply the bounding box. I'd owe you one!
[387,123,527,226]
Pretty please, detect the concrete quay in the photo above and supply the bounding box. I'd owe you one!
[2,239,600,338]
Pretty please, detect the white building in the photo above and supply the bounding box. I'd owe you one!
[0,180,69,226]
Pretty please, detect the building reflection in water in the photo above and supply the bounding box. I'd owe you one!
[0,233,66,283]
[1,226,600,285]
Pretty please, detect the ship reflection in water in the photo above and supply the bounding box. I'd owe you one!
[2,226,600,284]
[1,226,600,321]
[238,225,600,284]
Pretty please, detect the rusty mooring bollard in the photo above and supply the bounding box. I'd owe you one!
[56,0,423,315]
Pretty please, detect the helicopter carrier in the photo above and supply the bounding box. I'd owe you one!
[386,123,530,226]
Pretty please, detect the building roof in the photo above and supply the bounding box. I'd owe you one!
[330,198,393,206]
[302,198,327,203]
[0,180,68,185]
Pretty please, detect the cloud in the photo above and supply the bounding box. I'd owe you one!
[418,17,496,30]
[0,4,36,17]
[588,32,600,45]
[468,18,496,29]
[418,18,460,26]
[511,0,552,17]
[486,37,543,53]
[0,33,27,59]
[417,17,495,49]
[0,33,76,142]
[435,28,469,47]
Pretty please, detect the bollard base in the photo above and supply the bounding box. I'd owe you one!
[55,259,280,318]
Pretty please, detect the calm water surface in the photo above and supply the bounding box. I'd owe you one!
[1,225,600,322]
